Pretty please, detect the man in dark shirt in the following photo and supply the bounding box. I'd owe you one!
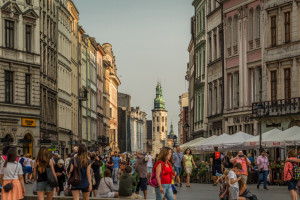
[135,149,148,199]
[210,146,222,186]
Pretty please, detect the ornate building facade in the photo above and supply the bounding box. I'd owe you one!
[178,93,188,144]
[152,83,168,156]
[0,0,40,155]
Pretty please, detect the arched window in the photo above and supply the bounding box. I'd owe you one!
[162,126,164,132]
[208,0,211,13]
[249,9,254,42]
[233,15,238,47]
[157,126,160,132]
[227,17,232,48]
[255,6,260,39]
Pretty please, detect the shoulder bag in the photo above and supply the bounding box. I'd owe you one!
[3,162,19,192]
[149,162,163,187]
[46,160,58,187]
[68,158,81,186]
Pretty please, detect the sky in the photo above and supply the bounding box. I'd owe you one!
[73,0,194,135]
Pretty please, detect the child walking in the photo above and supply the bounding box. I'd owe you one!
[228,163,242,200]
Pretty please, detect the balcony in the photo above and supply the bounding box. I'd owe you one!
[252,98,300,117]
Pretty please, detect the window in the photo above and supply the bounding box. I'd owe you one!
[157,126,159,132]
[162,126,164,132]
[157,116,159,122]
[26,25,32,52]
[153,116,155,122]
[25,74,31,105]
[251,68,262,103]
[271,71,277,101]
[153,127,155,132]
[110,108,112,118]
[284,68,291,99]
[271,16,277,46]
[26,0,32,5]
[214,85,218,115]
[5,71,13,103]
[233,15,238,47]
[219,30,223,58]
[209,37,212,62]
[162,117,164,122]
[255,7,260,39]
[214,34,217,60]
[284,12,290,43]
[5,20,14,48]
[249,9,254,41]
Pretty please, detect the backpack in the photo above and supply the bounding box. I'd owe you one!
[291,163,300,181]
[215,152,221,160]
[68,158,81,186]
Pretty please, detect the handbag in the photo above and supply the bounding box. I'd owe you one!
[46,160,58,187]
[68,158,81,186]
[3,162,19,192]
[149,162,163,187]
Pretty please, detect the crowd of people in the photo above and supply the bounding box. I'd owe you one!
[1,144,300,200]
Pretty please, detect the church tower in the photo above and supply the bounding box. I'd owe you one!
[152,83,168,156]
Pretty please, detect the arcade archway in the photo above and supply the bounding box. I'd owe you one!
[22,134,33,156]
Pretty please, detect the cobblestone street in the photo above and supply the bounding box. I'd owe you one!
[25,183,291,199]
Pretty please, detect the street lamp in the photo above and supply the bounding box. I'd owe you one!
[172,135,178,148]
[183,122,190,142]
[255,103,264,152]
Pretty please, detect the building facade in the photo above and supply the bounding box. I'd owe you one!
[57,0,72,156]
[192,0,207,139]
[223,0,261,136]
[146,120,152,153]
[206,0,224,137]
[152,83,168,156]
[129,107,147,153]
[252,0,300,132]
[102,43,121,152]
[0,0,40,156]
[178,93,188,144]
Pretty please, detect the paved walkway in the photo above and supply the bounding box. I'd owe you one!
[25,182,290,199]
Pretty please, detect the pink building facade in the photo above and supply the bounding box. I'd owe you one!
[223,0,262,136]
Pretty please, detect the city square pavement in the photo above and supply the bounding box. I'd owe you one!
[25,182,291,199]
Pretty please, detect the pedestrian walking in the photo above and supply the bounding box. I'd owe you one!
[256,150,270,190]
[154,147,174,200]
[112,152,120,184]
[105,155,114,174]
[34,147,58,200]
[0,148,25,200]
[72,146,78,158]
[230,151,251,184]
[130,155,136,166]
[100,169,119,198]
[183,148,197,187]
[135,149,148,199]
[31,156,36,183]
[119,166,143,199]
[120,153,128,175]
[172,145,183,187]
[211,147,223,186]
[223,151,234,171]
[146,152,153,181]
[90,152,103,197]
[68,144,92,200]
[228,163,242,200]
[65,153,72,170]
[54,159,66,196]
[284,149,298,200]
[24,154,33,184]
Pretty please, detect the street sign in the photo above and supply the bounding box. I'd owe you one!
[0,138,13,143]
[40,139,52,144]
[22,118,36,127]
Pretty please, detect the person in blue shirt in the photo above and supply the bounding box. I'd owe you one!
[112,151,121,184]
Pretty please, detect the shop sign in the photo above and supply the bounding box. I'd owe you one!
[40,139,52,144]
[22,118,36,127]
[48,145,56,151]
[250,142,256,146]
[19,139,32,144]
[273,142,281,146]
[0,138,13,143]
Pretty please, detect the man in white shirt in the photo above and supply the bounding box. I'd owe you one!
[228,163,242,200]
[146,152,153,180]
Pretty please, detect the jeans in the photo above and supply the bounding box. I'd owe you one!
[112,168,119,183]
[155,184,174,200]
[257,170,269,189]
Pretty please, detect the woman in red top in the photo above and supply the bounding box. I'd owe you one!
[154,147,174,200]
[284,149,298,200]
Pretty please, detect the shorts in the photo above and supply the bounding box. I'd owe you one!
[240,174,248,184]
[212,165,222,176]
[25,166,32,174]
[136,178,147,191]
[147,167,153,173]
[185,167,192,174]
[287,179,298,191]
[92,177,101,190]
[36,181,54,192]
[71,187,89,193]
[101,192,115,198]
[175,167,182,176]
[229,187,239,200]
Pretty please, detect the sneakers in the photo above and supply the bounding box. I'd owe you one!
[179,183,182,188]
[175,184,178,187]
[257,185,259,189]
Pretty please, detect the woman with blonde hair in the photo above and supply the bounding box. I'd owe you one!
[0,148,25,200]
[68,144,92,200]
[183,148,197,187]
[154,147,174,200]
[34,147,58,200]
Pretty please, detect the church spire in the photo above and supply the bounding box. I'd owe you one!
[153,82,166,110]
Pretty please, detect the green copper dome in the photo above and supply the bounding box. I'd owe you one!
[169,122,174,135]
[153,83,166,110]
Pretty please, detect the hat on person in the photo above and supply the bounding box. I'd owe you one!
[58,159,64,165]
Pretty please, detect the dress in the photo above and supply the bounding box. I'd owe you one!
[70,158,92,192]
[91,160,102,190]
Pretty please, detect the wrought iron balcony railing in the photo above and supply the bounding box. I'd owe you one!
[252,97,300,117]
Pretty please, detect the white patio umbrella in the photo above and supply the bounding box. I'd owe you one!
[180,137,205,149]
[199,133,231,151]
[244,128,282,148]
[264,126,300,147]
[221,131,254,150]
[190,135,218,152]
[284,126,300,146]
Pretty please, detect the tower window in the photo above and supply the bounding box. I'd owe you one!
[157,126,160,132]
